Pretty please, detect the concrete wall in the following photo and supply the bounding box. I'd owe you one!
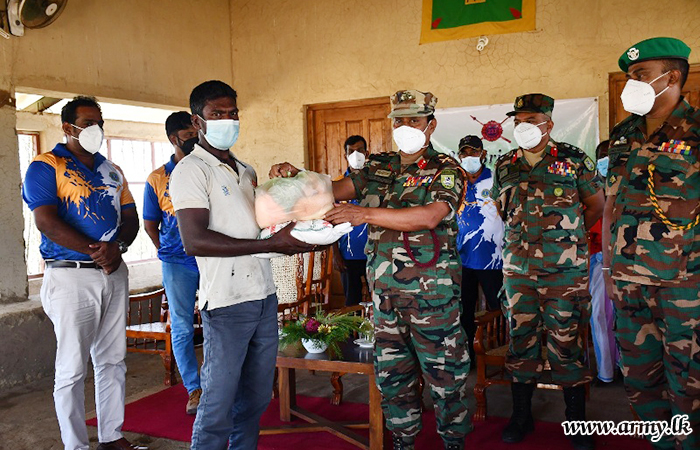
[0,0,233,388]
[229,0,700,176]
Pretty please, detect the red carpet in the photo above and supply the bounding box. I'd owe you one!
[88,384,650,449]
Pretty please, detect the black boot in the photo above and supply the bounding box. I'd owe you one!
[501,382,535,443]
[392,434,415,450]
[563,385,595,450]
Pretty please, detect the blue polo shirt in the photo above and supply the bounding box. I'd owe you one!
[22,143,136,261]
[337,168,368,261]
[456,167,504,270]
[143,156,198,270]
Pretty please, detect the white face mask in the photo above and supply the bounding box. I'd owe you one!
[198,116,240,150]
[513,121,548,150]
[71,124,104,154]
[392,120,432,155]
[461,156,482,174]
[347,151,366,170]
[620,71,670,116]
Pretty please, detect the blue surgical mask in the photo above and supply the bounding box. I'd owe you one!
[461,156,483,174]
[597,156,609,178]
[198,116,240,150]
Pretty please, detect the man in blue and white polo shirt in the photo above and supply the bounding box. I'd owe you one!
[455,135,505,363]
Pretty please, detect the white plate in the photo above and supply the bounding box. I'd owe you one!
[354,338,374,349]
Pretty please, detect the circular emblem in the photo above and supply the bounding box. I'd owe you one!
[627,47,639,61]
[109,172,119,182]
[553,187,564,196]
[481,120,505,142]
[482,189,490,197]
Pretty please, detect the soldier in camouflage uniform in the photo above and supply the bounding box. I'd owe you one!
[271,90,470,450]
[491,94,604,449]
[603,38,699,449]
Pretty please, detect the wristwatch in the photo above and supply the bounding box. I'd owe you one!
[116,239,129,254]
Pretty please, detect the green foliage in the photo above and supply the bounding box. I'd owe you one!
[280,309,364,358]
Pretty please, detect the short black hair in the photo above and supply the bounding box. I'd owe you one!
[165,111,193,138]
[61,96,101,124]
[344,135,367,152]
[189,80,237,117]
[661,58,690,88]
[427,114,435,122]
[596,140,610,159]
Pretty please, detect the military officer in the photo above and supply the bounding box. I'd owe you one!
[602,37,699,449]
[491,94,604,449]
[271,90,471,450]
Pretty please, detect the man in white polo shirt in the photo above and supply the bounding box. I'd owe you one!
[170,80,314,450]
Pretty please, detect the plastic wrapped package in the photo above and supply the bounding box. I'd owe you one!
[253,220,353,259]
[255,171,334,228]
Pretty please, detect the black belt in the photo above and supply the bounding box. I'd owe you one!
[45,260,100,269]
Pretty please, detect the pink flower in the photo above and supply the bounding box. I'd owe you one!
[305,318,320,334]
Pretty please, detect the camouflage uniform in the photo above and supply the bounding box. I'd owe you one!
[607,99,700,449]
[491,95,602,386]
[349,143,471,441]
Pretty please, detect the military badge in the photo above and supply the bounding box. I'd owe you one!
[403,175,434,187]
[627,47,639,60]
[584,157,595,171]
[439,170,456,189]
[609,174,617,185]
[375,169,393,178]
[109,172,119,182]
[547,161,576,177]
[482,189,490,197]
[516,98,524,108]
[553,187,564,196]
[658,140,692,155]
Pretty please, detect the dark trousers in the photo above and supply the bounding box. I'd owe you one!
[340,259,367,306]
[460,267,504,361]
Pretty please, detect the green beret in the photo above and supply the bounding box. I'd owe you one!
[618,37,691,72]
[506,93,554,118]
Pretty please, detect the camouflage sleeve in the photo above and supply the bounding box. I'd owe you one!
[428,166,465,221]
[577,155,603,199]
[490,164,502,202]
[347,162,370,200]
[605,132,630,197]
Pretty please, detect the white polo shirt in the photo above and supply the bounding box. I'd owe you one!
[170,144,276,310]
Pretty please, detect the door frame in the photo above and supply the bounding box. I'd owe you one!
[305,96,390,171]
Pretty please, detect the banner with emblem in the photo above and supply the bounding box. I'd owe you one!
[430,97,599,165]
[420,0,536,44]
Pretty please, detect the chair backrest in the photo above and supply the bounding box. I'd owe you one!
[127,288,167,329]
[297,249,332,307]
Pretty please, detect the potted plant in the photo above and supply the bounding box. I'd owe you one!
[280,309,364,357]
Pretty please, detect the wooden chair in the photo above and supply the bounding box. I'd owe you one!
[125,288,203,386]
[472,308,591,421]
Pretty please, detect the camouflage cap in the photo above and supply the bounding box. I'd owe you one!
[506,93,555,118]
[458,135,483,151]
[388,90,437,118]
[618,37,691,72]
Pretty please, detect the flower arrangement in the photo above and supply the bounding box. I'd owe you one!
[280,309,364,357]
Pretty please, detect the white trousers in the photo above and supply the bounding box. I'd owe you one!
[41,263,129,450]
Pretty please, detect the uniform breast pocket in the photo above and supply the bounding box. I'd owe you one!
[634,221,692,281]
[542,175,579,231]
[606,145,630,196]
[400,184,429,207]
[647,151,700,224]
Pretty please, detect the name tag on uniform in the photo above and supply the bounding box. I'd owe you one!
[368,169,395,184]
[658,140,692,155]
[403,175,434,187]
[498,165,519,183]
[547,161,576,178]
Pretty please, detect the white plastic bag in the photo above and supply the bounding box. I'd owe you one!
[255,171,334,228]
[253,220,353,259]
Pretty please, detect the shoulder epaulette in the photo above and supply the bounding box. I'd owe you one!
[369,151,395,162]
[555,141,586,160]
[610,114,638,139]
[494,150,516,168]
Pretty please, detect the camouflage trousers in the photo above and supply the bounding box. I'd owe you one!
[612,280,700,450]
[372,288,472,441]
[503,271,593,386]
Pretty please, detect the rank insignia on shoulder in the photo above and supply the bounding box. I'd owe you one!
[584,157,595,172]
[375,169,393,178]
[439,170,456,189]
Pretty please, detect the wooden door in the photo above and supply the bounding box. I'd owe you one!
[306,97,392,179]
[608,63,700,132]
[306,97,392,307]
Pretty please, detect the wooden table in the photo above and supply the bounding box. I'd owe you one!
[260,340,385,450]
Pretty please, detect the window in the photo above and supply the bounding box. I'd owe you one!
[103,138,173,263]
[18,133,43,276]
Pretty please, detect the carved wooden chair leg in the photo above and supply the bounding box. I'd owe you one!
[330,372,344,405]
[473,384,487,421]
[162,338,177,386]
